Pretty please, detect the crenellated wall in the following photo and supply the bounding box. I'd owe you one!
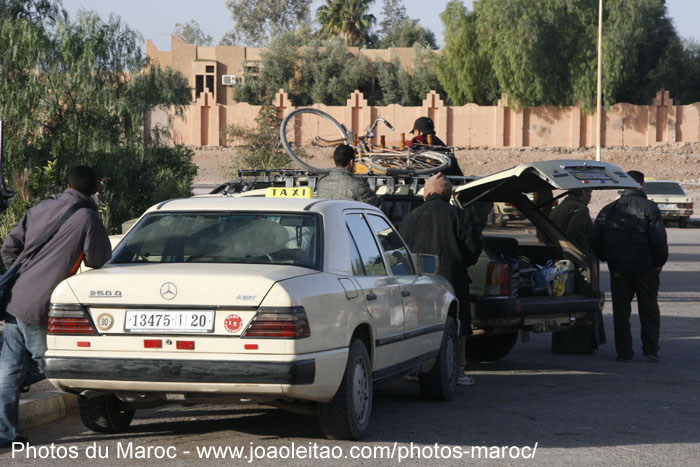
[155,88,700,149]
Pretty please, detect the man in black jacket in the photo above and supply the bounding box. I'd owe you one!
[550,188,593,254]
[400,173,482,385]
[408,117,463,177]
[0,166,112,448]
[591,170,668,362]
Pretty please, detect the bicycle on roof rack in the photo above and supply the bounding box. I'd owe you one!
[279,108,453,175]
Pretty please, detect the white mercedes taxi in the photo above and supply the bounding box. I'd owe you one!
[44,189,458,440]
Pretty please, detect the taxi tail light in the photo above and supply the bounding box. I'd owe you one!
[484,263,510,296]
[678,203,693,209]
[48,304,96,335]
[243,306,310,339]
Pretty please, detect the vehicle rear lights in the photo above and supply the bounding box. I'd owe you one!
[244,344,259,350]
[243,306,311,339]
[48,304,97,335]
[485,263,510,296]
[77,341,91,347]
[144,339,163,348]
[678,203,693,209]
[176,341,195,350]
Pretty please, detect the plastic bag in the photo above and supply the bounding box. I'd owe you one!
[533,260,567,296]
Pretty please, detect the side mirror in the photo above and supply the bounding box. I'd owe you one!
[411,253,439,275]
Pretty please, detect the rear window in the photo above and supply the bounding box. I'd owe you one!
[110,211,320,269]
[644,182,686,196]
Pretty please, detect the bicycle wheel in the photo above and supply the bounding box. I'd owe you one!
[280,108,350,174]
[368,148,451,175]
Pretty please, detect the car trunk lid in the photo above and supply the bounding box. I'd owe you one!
[455,159,641,203]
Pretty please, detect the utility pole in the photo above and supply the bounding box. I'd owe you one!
[596,0,603,161]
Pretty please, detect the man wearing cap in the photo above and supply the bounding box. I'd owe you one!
[549,188,593,255]
[399,173,482,385]
[316,144,380,206]
[591,170,668,363]
[408,117,463,177]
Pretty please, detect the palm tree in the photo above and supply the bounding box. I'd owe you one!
[316,0,376,46]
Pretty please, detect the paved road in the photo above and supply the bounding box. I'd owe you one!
[2,226,699,466]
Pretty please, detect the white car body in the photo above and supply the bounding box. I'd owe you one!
[642,180,693,227]
[45,197,457,439]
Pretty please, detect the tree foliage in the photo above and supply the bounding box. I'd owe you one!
[223,102,291,169]
[438,0,698,110]
[232,32,446,107]
[0,1,196,232]
[224,0,312,47]
[317,0,376,47]
[173,20,213,46]
[435,1,498,105]
[376,0,436,49]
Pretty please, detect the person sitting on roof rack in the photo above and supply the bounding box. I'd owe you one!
[315,145,380,206]
[407,117,463,177]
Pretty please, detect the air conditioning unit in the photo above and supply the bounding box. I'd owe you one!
[221,75,238,86]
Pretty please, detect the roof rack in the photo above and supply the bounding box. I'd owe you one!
[211,169,476,196]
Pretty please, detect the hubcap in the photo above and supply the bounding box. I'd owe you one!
[351,356,370,427]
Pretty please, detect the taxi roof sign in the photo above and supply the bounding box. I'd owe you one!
[265,186,313,199]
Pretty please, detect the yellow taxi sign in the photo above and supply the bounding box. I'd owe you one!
[265,186,313,199]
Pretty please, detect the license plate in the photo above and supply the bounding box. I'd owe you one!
[124,310,215,333]
[658,204,675,210]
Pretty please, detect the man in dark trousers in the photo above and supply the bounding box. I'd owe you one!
[400,173,482,385]
[316,144,380,206]
[591,170,668,362]
[408,117,463,177]
[0,166,112,448]
[550,188,593,254]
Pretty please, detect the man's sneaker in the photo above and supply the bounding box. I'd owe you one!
[643,352,660,362]
[0,435,28,449]
[458,374,476,386]
[616,355,633,363]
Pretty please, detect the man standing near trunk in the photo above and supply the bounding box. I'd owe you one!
[0,166,112,448]
[316,144,380,206]
[591,170,668,362]
[400,173,482,385]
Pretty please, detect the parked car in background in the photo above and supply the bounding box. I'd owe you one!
[642,180,693,228]
[45,193,458,440]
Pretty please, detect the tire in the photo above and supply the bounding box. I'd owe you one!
[679,217,689,228]
[368,148,451,175]
[280,108,349,174]
[419,316,458,401]
[318,339,372,440]
[465,331,519,362]
[78,394,135,433]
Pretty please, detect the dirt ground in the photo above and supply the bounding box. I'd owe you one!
[192,142,700,217]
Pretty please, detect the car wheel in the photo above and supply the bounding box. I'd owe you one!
[465,331,519,362]
[679,217,689,228]
[318,338,372,440]
[78,394,135,433]
[419,316,458,401]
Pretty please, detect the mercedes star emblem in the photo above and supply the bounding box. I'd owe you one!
[160,282,177,300]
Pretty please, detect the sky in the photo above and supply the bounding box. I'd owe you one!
[60,0,700,51]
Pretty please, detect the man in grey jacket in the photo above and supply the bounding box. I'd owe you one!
[0,166,112,448]
[315,145,380,206]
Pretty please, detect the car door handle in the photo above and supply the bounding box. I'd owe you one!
[366,293,377,301]
[401,290,411,297]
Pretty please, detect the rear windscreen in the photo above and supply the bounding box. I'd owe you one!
[643,182,685,196]
[110,212,320,269]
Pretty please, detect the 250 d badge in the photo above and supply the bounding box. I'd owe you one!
[89,290,123,298]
